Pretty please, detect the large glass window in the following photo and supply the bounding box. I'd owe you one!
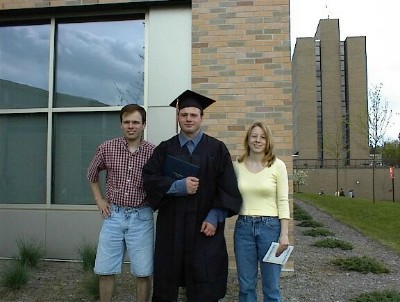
[0,114,47,203]
[55,20,144,107]
[53,112,120,205]
[0,16,145,205]
[0,23,50,109]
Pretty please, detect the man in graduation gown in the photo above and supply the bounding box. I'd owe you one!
[143,90,242,302]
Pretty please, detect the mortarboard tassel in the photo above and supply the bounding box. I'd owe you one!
[175,98,179,133]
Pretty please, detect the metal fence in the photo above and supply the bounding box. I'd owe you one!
[293,158,387,169]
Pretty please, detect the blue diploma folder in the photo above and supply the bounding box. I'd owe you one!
[163,155,199,179]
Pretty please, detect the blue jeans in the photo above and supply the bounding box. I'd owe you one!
[94,204,154,277]
[234,215,282,302]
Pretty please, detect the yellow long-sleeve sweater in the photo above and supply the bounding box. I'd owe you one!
[233,158,290,219]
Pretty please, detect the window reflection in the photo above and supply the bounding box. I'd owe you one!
[0,24,50,109]
[55,20,145,107]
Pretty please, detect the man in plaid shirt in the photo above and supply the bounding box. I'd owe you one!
[87,104,155,302]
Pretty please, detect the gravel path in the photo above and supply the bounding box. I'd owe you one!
[1,199,399,301]
[279,199,400,302]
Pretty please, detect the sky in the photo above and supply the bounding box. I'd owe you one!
[0,20,144,107]
[290,0,400,140]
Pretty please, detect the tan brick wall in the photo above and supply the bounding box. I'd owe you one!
[345,36,369,159]
[191,0,293,271]
[317,19,344,161]
[292,37,319,160]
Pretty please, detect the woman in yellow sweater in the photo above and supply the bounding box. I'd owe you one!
[233,121,290,302]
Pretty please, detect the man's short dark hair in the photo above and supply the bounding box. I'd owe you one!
[120,104,147,124]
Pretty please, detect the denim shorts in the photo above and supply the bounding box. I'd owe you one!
[94,204,154,277]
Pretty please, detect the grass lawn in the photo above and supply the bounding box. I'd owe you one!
[294,192,400,255]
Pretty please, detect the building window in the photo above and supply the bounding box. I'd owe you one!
[0,23,50,109]
[52,112,121,204]
[0,16,145,205]
[55,19,144,107]
[0,113,47,204]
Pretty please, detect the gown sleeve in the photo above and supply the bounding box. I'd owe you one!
[142,141,176,211]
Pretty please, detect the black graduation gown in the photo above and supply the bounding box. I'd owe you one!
[143,134,242,301]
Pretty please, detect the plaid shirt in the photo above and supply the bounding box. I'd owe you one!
[87,137,155,208]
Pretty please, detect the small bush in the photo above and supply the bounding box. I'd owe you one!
[349,289,400,301]
[297,220,323,228]
[331,256,389,274]
[17,238,45,268]
[82,272,100,300]
[313,238,353,250]
[303,227,334,237]
[293,204,313,221]
[0,260,30,291]
[77,242,97,272]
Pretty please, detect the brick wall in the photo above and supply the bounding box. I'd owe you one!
[191,0,293,271]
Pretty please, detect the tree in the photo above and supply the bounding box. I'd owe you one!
[323,117,347,195]
[381,140,400,167]
[360,84,392,202]
[113,52,145,105]
[293,170,309,192]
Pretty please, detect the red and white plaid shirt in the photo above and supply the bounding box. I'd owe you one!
[87,137,155,208]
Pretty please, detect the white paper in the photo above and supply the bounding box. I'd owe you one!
[262,242,294,265]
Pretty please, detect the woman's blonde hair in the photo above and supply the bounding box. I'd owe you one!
[238,121,276,167]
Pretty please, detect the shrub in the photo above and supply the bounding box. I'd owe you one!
[0,260,30,291]
[297,220,323,228]
[349,289,400,301]
[82,272,100,300]
[303,227,334,237]
[293,204,313,221]
[331,256,389,274]
[77,242,97,272]
[313,238,353,250]
[17,238,45,268]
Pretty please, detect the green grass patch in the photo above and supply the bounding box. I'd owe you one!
[17,238,45,269]
[293,203,313,221]
[349,289,400,302]
[0,260,30,291]
[331,256,389,274]
[294,192,400,254]
[297,220,323,228]
[303,227,334,237]
[313,238,353,250]
[82,272,100,300]
[77,242,99,299]
[77,242,97,272]
[0,238,45,292]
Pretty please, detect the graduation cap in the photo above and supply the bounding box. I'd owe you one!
[169,89,216,112]
[170,90,216,133]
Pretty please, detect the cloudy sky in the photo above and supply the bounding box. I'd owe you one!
[290,0,400,140]
[56,21,144,106]
[0,19,144,107]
